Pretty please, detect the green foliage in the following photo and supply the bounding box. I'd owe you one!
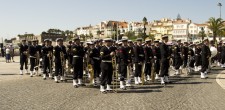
[208,17,225,41]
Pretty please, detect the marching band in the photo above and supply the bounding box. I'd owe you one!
[19,35,218,94]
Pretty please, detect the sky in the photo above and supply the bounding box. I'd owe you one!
[0,0,224,39]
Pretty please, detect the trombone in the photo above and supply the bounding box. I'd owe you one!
[112,54,118,92]
[60,51,66,78]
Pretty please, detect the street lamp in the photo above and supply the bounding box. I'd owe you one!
[218,3,222,18]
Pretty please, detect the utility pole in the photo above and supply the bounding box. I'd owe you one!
[218,3,222,18]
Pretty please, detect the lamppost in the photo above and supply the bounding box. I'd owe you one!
[218,3,222,18]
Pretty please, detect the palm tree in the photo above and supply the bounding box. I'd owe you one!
[142,17,147,37]
[208,17,225,42]
[198,27,206,41]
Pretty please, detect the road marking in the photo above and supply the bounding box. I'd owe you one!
[216,71,225,90]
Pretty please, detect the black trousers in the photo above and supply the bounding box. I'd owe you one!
[189,57,195,68]
[55,61,62,76]
[134,63,142,77]
[159,58,169,77]
[92,59,101,78]
[43,56,50,74]
[73,58,83,79]
[144,63,152,76]
[119,61,127,81]
[20,55,28,70]
[195,55,201,66]
[154,59,160,74]
[174,57,182,69]
[201,57,209,72]
[30,58,36,71]
[183,57,188,68]
[100,62,113,86]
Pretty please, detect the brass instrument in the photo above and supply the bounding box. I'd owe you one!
[35,51,40,73]
[141,62,145,85]
[88,64,94,85]
[60,51,66,77]
[151,59,156,82]
[48,51,53,75]
[112,54,118,92]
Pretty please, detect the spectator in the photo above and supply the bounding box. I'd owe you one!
[5,46,10,63]
[9,44,15,62]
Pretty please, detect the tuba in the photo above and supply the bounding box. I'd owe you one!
[210,46,217,58]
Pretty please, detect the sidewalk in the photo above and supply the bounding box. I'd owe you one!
[216,70,225,90]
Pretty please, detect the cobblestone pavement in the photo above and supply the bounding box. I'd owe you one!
[1,57,225,110]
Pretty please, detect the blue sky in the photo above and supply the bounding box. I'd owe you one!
[0,0,224,39]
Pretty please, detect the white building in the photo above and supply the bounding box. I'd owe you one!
[172,19,191,42]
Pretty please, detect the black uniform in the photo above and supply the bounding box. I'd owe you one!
[100,46,113,86]
[118,46,130,81]
[221,45,225,65]
[195,47,202,67]
[173,45,182,70]
[188,47,195,68]
[182,46,189,68]
[134,45,145,77]
[217,44,222,64]
[159,42,170,77]
[67,44,73,67]
[41,46,53,74]
[200,44,211,73]
[28,45,38,72]
[144,45,153,77]
[89,46,101,79]
[72,44,85,80]
[153,46,161,74]
[19,44,29,70]
[54,45,67,77]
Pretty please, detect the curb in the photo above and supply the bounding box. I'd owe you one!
[216,70,225,90]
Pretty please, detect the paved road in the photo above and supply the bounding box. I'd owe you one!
[1,56,225,110]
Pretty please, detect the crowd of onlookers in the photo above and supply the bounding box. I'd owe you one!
[0,44,15,63]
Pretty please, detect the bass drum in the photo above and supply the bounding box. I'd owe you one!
[210,46,217,58]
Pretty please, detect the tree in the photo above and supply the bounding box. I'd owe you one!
[198,27,206,41]
[208,17,225,42]
[142,17,147,37]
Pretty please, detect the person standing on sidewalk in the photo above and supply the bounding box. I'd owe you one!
[9,44,15,62]
[5,46,10,63]
[19,40,29,75]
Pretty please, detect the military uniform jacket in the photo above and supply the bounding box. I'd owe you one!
[182,46,189,59]
[195,47,201,56]
[134,45,145,63]
[221,46,225,57]
[28,45,38,58]
[72,44,85,64]
[201,44,211,59]
[144,46,153,63]
[89,46,101,64]
[100,46,112,62]
[160,42,169,59]
[54,45,67,64]
[41,46,53,60]
[153,46,161,59]
[173,45,181,58]
[19,44,29,56]
[118,46,130,65]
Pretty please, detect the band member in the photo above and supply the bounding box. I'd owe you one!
[117,37,130,89]
[152,40,161,80]
[72,37,85,87]
[126,40,134,86]
[19,39,29,75]
[89,40,101,86]
[200,38,211,79]
[28,40,38,77]
[53,38,67,83]
[144,39,153,81]
[182,42,189,68]
[41,39,53,80]
[221,42,225,68]
[67,41,73,74]
[194,43,202,71]
[159,36,170,85]
[34,40,42,76]
[134,38,145,85]
[217,42,222,66]
[173,40,182,75]
[188,44,195,72]
[99,38,114,93]
[9,44,15,62]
